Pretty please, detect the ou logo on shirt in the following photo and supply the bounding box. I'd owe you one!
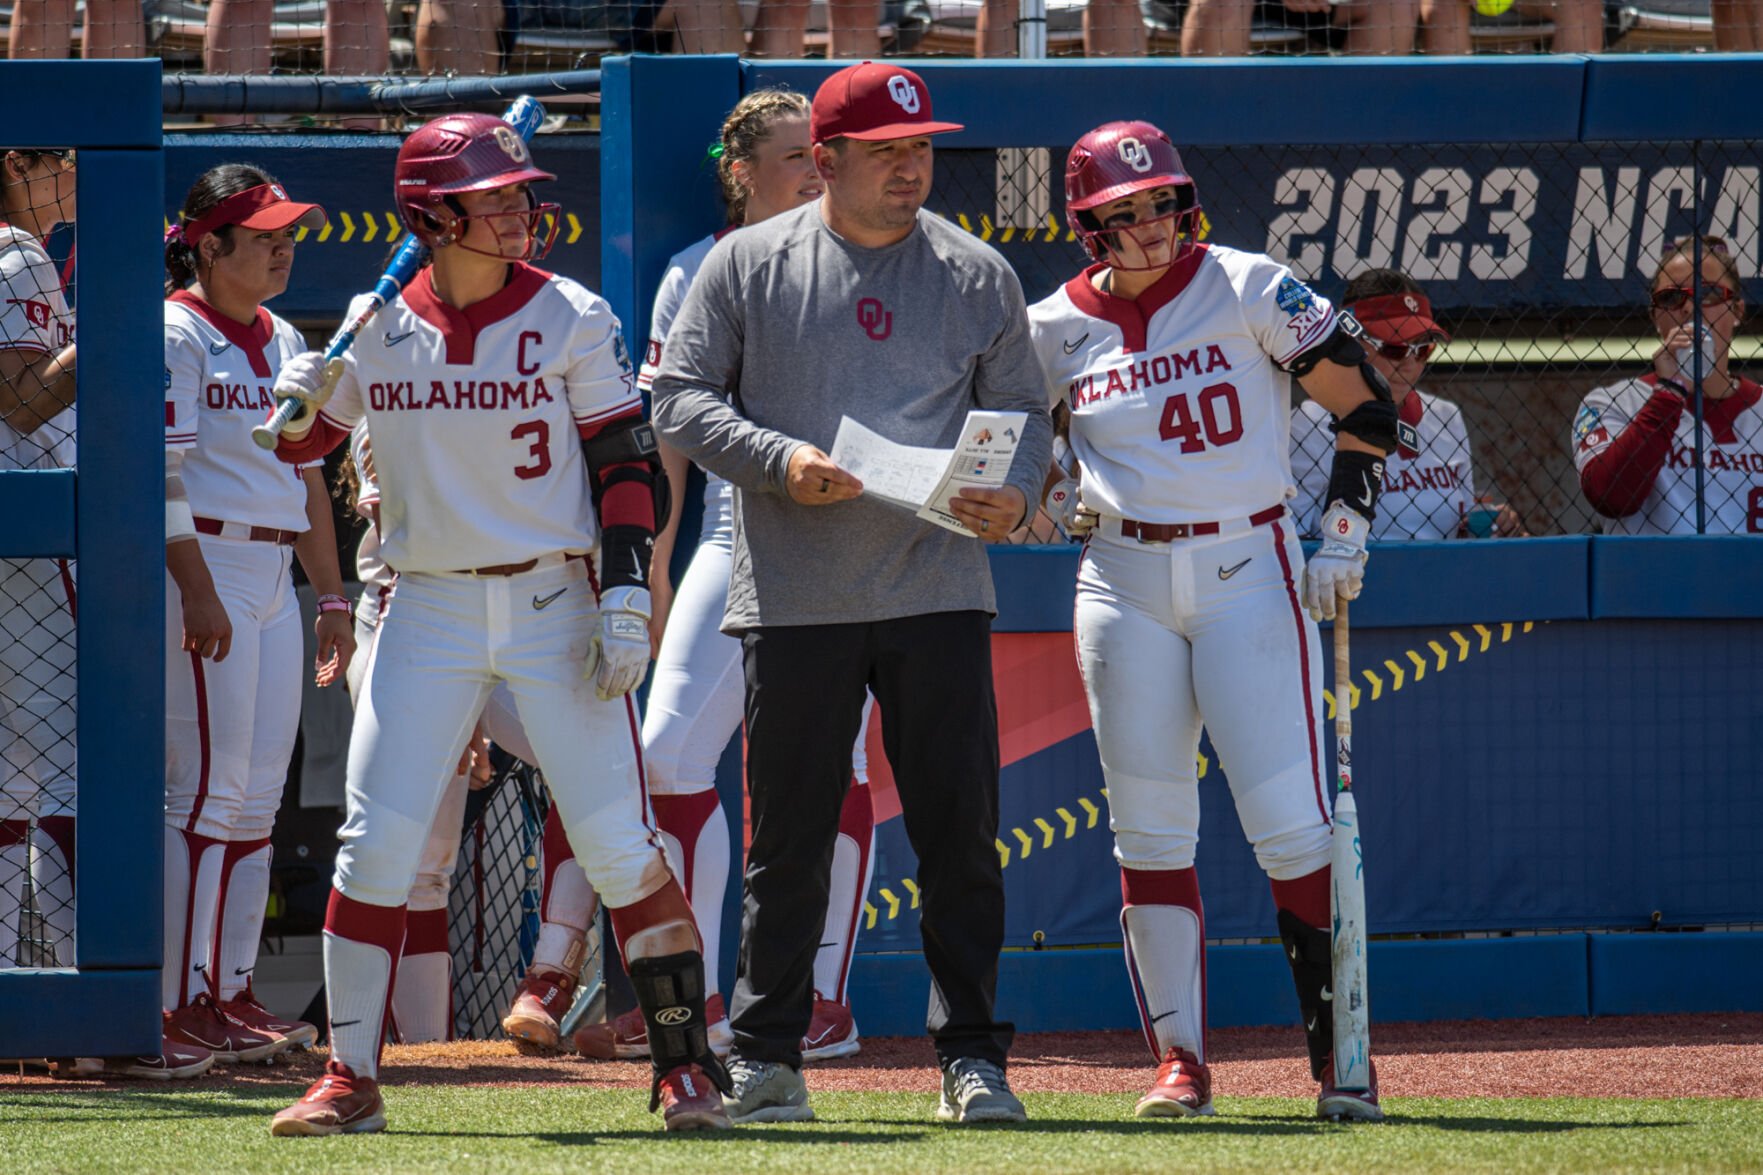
[887,76,920,114]
[1117,137,1153,173]
[857,297,892,341]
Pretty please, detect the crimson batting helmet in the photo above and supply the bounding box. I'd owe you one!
[1065,120,1203,268]
[395,113,562,259]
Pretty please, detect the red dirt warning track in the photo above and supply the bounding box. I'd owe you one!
[8,1014,1761,1099]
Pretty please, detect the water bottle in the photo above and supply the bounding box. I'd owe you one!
[1673,324,1718,392]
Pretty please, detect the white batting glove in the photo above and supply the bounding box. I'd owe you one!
[585,585,651,701]
[1303,502,1370,622]
[273,350,344,438]
[1043,478,1096,540]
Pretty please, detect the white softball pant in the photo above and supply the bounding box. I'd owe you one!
[1074,513,1333,880]
[336,556,665,911]
[165,537,302,841]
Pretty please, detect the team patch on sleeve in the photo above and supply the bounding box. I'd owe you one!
[1275,277,1317,316]
[1573,403,1602,442]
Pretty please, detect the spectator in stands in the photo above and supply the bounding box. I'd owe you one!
[1575,235,1762,535]
[1418,0,1602,53]
[415,0,502,75]
[752,0,882,55]
[1181,0,1422,54]
[1713,0,1763,49]
[327,0,390,79]
[205,0,271,76]
[976,0,1146,54]
[8,0,142,58]
[1291,268,1526,539]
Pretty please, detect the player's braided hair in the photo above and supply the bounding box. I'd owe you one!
[716,88,811,227]
[1340,267,1423,306]
[1652,234,1743,296]
[164,163,279,295]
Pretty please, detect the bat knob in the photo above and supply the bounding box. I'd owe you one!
[250,424,279,450]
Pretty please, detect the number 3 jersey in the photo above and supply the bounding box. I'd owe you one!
[314,263,639,573]
[1028,243,1336,523]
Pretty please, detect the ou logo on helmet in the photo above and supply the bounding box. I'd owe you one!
[1117,137,1153,174]
[492,125,530,165]
[887,75,920,114]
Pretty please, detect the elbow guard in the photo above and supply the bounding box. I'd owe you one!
[1289,312,1395,423]
[583,417,670,591]
[1331,398,1401,454]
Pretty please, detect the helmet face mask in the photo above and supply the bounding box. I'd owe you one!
[1065,120,1204,271]
[395,113,560,258]
[1075,183,1201,273]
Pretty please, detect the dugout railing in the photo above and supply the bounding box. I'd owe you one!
[0,60,165,1058]
[604,55,1763,1029]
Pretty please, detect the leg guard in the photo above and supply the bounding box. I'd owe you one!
[628,950,733,1110]
[1277,907,1334,1082]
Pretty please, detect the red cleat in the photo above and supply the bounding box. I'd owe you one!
[502,968,577,1056]
[165,993,289,1064]
[221,984,319,1050]
[1318,1056,1383,1122]
[270,1060,387,1136]
[801,994,861,1062]
[1135,1047,1214,1118]
[657,1063,733,1132]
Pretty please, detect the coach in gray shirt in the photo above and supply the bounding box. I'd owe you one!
[652,62,1052,1126]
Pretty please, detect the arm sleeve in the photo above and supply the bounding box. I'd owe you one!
[650,248,804,494]
[163,315,204,453]
[1575,384,1681,518]
[1288,401,1334,537]
[1240,259,1339,371]
[972,269,1056,512]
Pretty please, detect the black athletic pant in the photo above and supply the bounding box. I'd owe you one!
[730,609,1015,1070]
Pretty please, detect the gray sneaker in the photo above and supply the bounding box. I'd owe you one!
[937,1057,1027,1123]
[721,1057,816,1123]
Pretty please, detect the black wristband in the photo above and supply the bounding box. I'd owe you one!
[1325,449,1386,523]
[598,525,653,592]
[1657,377,1691,399]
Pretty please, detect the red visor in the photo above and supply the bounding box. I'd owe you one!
[184,183,327,248]
[1349,291,1450,345]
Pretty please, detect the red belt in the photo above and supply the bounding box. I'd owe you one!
[1118,504,1286,543]
[455,558,540,577]
[194,517,299,546]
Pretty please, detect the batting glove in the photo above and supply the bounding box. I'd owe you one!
[1044,477,1097,540]
[273,350,344,438]
[585,585,651,701]
[1303,502,1370,622]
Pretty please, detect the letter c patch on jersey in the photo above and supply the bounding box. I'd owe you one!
[857,297,892,342]
[517,330,543,376]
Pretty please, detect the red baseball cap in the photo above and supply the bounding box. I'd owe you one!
[810,62,963,144]
[1348,290,1451,344]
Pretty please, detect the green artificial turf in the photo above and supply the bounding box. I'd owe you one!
[5,1085,1761,1174]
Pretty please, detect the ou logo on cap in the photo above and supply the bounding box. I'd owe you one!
[1117,137,1153,174]
[493,124,530,164]
[1403,294,1420,312]
[270,184,288,199]
[887,75,921,114]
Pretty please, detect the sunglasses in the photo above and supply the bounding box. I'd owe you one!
[1363,333,1437,363]
[1650,283,1736,312]
[1100,195,1184,231]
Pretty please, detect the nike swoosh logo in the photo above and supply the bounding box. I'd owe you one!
[181,1029,227,1049]
[1150,1009,1181,1024]
[804,1024,838,1046]
[1062,333,1090,355]
[385,330,416,347]
[332,1019,362,1028]
[1218,558,1251,580]
[170,1051,201,1062]
[532,588,567,610]
[1359,473,1374,508]
[233,967,253,976]
[208,341,231,356]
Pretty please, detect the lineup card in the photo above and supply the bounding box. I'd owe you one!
[830,410,1029,536]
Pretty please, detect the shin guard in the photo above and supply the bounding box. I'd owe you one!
[1276,907,1334,1081]
[628,950,732,1110]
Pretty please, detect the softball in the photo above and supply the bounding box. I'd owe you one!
[1474,0,1515,14]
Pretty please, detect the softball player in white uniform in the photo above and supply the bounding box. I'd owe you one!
[567,90,873,1066]
[267,114,728,1135]
[1576,235,1763,535]
[162,168,354,1067]
[1029,121,1397,1123]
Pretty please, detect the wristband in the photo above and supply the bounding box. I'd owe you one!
[316,593,353,616]
[1657,378,1691,399]
[166,498,196,542]
[1324,448,1386,523]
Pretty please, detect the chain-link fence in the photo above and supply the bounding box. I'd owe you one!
[958,141,1763,542]
[0,148,79,980]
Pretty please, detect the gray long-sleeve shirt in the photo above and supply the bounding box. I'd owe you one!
[651,201,1053,632]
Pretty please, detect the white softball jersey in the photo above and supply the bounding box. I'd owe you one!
[1029,244,1336,524]
[164,292,312,532]
[1290,390,1476,540]
[314,263,639,573]
[0,225,75,471]
[1574,375,1763,535]
[639,230,735,514]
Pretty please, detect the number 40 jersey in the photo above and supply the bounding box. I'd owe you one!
[1029,243,1337,524]
[315,262,638,574]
